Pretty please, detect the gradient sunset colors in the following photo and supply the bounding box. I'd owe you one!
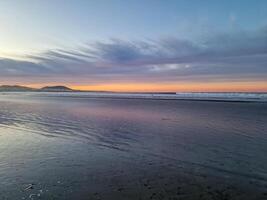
[0,0,267,92]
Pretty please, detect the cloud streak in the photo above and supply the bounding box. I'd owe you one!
[0,26,267,85]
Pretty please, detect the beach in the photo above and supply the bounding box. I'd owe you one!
[0,92,267,200]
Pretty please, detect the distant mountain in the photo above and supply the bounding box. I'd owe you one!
[0,85,175,94]
[0,85,74,92]
[0,85,36,92]
[40,86,73,92]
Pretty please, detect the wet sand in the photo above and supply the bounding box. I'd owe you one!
[0,93,267,199]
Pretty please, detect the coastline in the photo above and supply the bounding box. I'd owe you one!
[1,91,267,103]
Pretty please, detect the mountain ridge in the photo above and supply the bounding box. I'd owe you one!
[41,86,73,92]
[0,85,74,92]
[0,85,177,94]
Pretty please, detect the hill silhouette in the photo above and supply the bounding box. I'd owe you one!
[0,85,74,92]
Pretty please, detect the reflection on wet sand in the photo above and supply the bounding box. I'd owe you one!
[0,93,267,199]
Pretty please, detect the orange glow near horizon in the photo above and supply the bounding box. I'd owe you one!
[24,81,267,92]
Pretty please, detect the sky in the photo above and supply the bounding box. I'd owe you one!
[0,0,266,92]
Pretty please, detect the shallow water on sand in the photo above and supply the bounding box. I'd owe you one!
[0,93,267,199]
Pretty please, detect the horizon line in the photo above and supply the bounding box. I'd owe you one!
[0,84,267,93]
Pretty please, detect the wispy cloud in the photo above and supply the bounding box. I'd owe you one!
[0,26,266,84]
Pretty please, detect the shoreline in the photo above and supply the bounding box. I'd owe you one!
[1,91,267,103]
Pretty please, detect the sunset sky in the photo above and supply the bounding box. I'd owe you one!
[0,0,266,92]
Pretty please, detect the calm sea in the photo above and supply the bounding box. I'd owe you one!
[0,92,267,199]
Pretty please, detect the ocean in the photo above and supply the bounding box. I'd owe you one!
[0,92,267,199]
